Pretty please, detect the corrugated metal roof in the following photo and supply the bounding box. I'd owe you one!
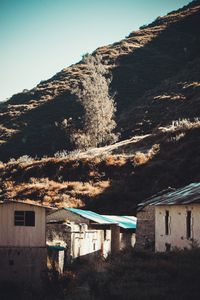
[64,208,117,225]
[65,208,137,229]
[139,182,200,207]
[102,215,137,229]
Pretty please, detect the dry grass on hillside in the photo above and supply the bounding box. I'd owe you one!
[2,177,111,208]
[0,119,199,213]
[0,144,159,209]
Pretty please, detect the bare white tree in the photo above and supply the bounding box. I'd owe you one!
[71,54,118,149]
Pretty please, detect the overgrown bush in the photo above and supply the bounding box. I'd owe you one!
[70,54,118,149]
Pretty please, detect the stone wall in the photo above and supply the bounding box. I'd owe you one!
[47,223,71,248]
[135,205,155,251]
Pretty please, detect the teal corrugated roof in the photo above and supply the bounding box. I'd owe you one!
[64,208,117,224]
[103,215,137,229]
[65,208,137,229]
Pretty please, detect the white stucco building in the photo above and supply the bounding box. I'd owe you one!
[47,208,137,273]
[136,183,200,252]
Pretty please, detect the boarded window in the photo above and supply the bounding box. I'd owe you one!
[186,211,192,239]
[14,211,35,227]
[165,210,170,235]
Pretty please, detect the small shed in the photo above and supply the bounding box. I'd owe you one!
[136,183,200,252]
[47,208,136,273]
[0,200,49,285]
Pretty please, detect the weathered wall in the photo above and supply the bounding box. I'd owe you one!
[111,225,120,254]
[135,205,155,251]
[47,223,71,248]
[120,232,135,250]
[47,211,112,260]
[0,247,47,285]
[71,225,103,259]
[47,223,106,270]
[102,229,111,257]
[0,203,46,247]
[155,204,200,252]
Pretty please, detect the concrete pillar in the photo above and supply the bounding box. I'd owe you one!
[111,224,120,254]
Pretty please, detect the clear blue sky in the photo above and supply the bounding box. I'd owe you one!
[0,0,191,101]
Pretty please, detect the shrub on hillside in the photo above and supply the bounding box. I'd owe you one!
[70,54,118,149]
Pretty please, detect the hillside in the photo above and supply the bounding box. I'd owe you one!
[0,1,200,212]
[0,118,199,213]
[0,0,200,160]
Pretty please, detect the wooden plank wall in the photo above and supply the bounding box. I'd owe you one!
[0,203,46,247]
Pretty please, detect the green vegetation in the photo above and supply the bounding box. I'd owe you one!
[70,54,118,149]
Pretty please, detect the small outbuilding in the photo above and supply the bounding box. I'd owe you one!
[47,208,136,273]
[0,200,48,285]
[136,183,200,252]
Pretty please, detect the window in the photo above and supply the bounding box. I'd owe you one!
[9,260,14,266]
[165,243,171,252]
[186,211,192,239]
[14,211,35,226]
[165,210,170,235]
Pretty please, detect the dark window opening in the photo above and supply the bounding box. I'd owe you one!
[165,210,170,235]
[14,211,35,226]
[9,260,14,266]
[165,243,171,252]
[186,211,192,239]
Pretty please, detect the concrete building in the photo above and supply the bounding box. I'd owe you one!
[0,200,48,285]
[136,183,200,252]
[47,208,136,273]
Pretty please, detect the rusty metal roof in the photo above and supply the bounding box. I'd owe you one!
[139,182,200,207]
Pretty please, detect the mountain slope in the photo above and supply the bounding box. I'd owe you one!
[0,0,200,161]
[0,1,200,213]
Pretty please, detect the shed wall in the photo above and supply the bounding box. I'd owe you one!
[0,247,47,285]
[0,203,46,247]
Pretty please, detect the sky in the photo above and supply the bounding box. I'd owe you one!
[0,0,191,101]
